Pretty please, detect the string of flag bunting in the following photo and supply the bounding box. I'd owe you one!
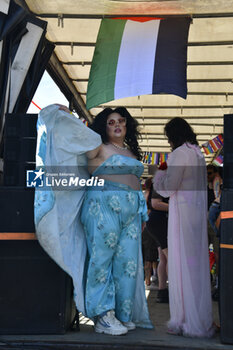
[142,152,169,165]
[212,154,223,166]
[202,134,223,155]
[142,134,224,165]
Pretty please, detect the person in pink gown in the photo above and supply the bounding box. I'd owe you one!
[153,117,215,338]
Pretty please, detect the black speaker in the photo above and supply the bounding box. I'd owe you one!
[3,161,36,186]
[4,137,37,162]
[3,113,37,186]
[220,189,233,344]
[0,114,75,334]
[0,240,74,334]
[0,188,75,334]
[0,187,35,232]
[223,114,233,189]
[4,113,38,138]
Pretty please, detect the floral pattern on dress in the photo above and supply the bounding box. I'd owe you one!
[107,195,121,213]
[94,303,109,316]
[126,192,137,205]
[95,268,108,284]
[120,299,133,317]
[126,223,138,240]
[107,283,115,298]
[87,199,104,230]
[104,231,118,249]
[91,242,97,259]
[123,258,137,278]
[104,156,126,168]
[123,214,136,227]
[97,211,104,230]
[88,199,100,216]
[115,244,125,257]
[114,279,121,293]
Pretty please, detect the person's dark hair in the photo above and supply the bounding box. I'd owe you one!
[207,164,223,178]
[164,117,198,150]
[145,177,152,191]
[207,164,218,173]
[90,107,142,160]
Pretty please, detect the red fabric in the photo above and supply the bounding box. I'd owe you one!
[209,251,215,270]
[159,162,167,170]
[112,17,163,22]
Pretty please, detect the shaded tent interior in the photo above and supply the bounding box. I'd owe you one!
[9,0,233,175]
[0,0,233,346]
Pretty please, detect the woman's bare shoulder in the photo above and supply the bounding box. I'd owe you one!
[88,144,109,164]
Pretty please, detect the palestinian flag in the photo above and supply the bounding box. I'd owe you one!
[86,17,191,110]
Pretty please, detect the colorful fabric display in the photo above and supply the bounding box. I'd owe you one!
[202,134,223,155]
[212,155,223,166]
[142,152,169,165]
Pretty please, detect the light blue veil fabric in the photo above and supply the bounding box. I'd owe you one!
[34,105,102,315]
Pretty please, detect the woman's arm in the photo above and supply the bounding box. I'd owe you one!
[153,148,186,197]
[86,145,102,160]
[56,104,103,160]
[151,198,168,211]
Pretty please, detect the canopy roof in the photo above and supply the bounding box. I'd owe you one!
[21,0,233,163]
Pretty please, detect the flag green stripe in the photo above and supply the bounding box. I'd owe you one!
[86,19,126,110]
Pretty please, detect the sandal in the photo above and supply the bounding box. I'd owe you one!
[167,328,182,336]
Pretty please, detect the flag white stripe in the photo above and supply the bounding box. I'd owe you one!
[114,20,160,100]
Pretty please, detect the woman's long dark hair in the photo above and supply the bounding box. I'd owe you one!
[90,107,142,160]
[165,117,198,150]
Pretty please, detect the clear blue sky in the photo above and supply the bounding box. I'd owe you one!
[27,71,68,114]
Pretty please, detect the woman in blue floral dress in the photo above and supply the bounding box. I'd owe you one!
[35,104,152,336]
[80,107,153,335]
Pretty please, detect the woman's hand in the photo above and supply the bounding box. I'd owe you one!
[142,222,146,232]
[56,104,71,114]
[151,198,168,212]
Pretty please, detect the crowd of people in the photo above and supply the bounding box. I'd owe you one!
[35,104,219,338]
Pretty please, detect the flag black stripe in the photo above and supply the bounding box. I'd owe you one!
[152,17,191,99]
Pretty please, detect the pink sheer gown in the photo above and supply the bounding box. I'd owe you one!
[154,143,215,337]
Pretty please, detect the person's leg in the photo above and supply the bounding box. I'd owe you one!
[162,247,168,275]
[81,193,121,318]
[162,247,168,259]
[81,193,128,335]
[113,214,140,323]
[84,218,118,318]
[152,261,158,280]
[157,247,167,290]
[142,228,153,286]
[144,261,152,286]
[157,247,169,303]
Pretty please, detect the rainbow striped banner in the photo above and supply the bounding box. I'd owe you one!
[202,134,223,155]
[213,155,223,166]
[142,152,169,165]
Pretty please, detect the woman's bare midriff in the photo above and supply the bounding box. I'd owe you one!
[96,173,141,191]
[88,145,141,191]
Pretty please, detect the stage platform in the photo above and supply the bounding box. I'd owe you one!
[0,289,230,350]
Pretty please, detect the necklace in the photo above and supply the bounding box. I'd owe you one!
[110,142,128,150]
